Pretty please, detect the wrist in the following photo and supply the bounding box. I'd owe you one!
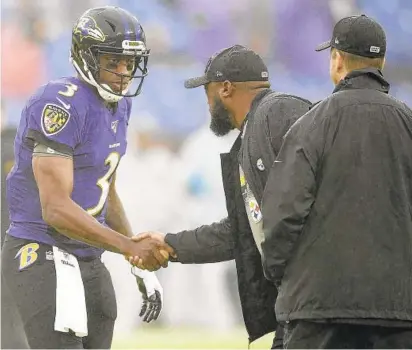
[117,235,133,256]
[164,234,178,261]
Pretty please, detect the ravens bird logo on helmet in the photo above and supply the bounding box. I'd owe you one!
[73,16,106,42]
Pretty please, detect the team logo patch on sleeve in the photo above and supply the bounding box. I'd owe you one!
[41,104,70,136]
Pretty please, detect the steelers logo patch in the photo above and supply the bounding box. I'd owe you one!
[249,199,263,223]
[41,104,70,136]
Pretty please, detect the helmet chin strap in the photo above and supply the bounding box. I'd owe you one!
[100,83,130,102]
[70,53,129,103]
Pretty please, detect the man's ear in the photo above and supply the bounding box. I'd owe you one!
[219,80,234,99]
[335,50,345,73]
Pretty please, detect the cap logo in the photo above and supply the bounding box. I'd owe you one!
[261,71,268,78]
[334,37,340,44]
[216,71,223,77]
[370,46,380,53]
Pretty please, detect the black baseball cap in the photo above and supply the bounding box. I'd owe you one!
[184,44,269,89]
[315,14,386,58]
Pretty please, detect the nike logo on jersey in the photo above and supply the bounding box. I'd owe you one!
[56,97,71,110]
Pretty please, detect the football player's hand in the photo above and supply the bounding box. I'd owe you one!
[131,266,163,322]
[128,232,176,270]
[124,234,172,271]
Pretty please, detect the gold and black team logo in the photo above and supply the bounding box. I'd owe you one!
[41,104,70,136]
[15,243,40,270]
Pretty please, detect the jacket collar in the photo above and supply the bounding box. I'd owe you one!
[333,68,390,94]
[239,88,272,135]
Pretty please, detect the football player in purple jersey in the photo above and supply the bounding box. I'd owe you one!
[1,6,172,348]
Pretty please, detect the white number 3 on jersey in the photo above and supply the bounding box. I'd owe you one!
[87,152,120,216]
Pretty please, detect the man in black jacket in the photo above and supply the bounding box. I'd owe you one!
[261,15,412,348]
[132,45,311,347]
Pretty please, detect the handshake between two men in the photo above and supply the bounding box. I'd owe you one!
[125,231,175,271]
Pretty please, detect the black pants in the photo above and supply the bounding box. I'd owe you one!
[284,320,412,349]
[1,235,117,349]
[1,270,29,349]
[271,324,284,349]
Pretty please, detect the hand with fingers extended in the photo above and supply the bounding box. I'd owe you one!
[125,232,176,271]
[131,266,163,323]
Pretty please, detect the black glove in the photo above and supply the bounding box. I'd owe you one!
[132,267,163,323]
[138,288,162,323]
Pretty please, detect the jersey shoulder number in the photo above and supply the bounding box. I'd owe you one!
[26,79,87,148]
[39,82,80,136]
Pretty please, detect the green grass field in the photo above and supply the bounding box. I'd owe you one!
[113,326,274,349]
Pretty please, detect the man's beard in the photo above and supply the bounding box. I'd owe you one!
[209,97,235,136]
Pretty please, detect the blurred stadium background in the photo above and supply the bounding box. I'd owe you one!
[1,0,411,348]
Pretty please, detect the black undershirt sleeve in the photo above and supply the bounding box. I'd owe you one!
[27,129,73,157]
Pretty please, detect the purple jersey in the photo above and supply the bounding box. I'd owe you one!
[6,77,131,258]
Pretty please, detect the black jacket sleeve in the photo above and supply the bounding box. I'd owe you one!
[256,96,312,169]
[164,217,235,263]
[261,111,322,286]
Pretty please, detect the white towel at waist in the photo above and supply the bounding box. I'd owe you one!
[53,246,88,337]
